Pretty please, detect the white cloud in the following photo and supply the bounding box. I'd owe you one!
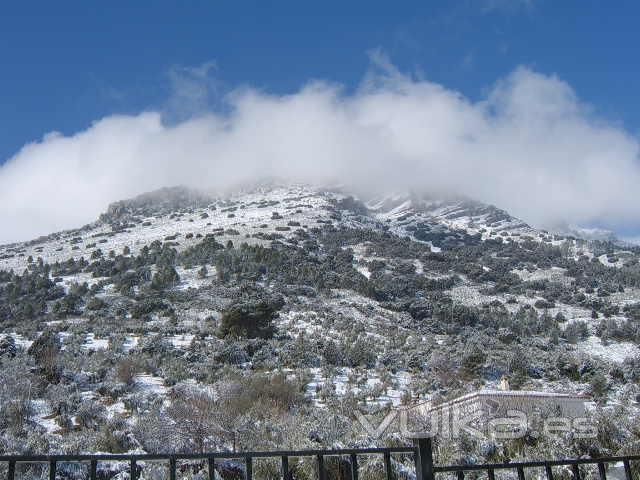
[1,59,640,244]
[165,61,218,120]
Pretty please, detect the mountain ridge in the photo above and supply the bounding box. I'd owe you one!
[1,181,640,457]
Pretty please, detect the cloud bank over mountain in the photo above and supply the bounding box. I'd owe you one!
[1,57,639,243]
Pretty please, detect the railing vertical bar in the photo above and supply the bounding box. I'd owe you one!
[384,451,393,480]
[412,437,435,480]
[170,456,177,480]
[623,460,632,480]
[90,459,98,480]
[131,458,137,480]
[350,453,359,480]
[318,454,326,480]
[598,463,607,480]
[281,456,289,480]
[0,451,638,480]
[49,459,56,480]
[545,465,554,480]
[208,456,216,480]
[246,457,253,480]
[572,464,581,480]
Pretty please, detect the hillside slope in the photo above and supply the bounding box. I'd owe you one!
[1,183,639,459]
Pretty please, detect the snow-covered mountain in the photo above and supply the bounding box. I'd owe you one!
[1,183,639,457]
[0,184,594,272]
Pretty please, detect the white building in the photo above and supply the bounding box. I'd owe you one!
[405,378,589,439]
[423,388,588,419]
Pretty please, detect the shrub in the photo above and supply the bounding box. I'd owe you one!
[219,298,283,339]
[198,265,208,278]
[86,296,105,311]
[461,341,487,374]
[95,419,133,453]
[116,358,139,385]
[563,321,589,344]
[76,400,107,430]
[28,330,61,380]
[151,265,180,290]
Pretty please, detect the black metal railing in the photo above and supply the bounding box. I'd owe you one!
[0,438,638,480]
[0,446,415,480]
[412,437,640,480]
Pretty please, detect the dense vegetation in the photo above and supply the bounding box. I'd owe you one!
[1,189,640,478]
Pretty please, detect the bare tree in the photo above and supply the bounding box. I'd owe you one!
[165,389,221,453]
[0,355,35,432]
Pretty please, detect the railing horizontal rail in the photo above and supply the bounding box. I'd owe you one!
[1,439,638,480]
[0,446,416,462]
[434,454,640,472]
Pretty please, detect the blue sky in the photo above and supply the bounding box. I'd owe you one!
[1,1,640,243]
[2,0,639,162]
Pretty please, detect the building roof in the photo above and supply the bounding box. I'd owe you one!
[476,389,588,399]
[422,389,589,413]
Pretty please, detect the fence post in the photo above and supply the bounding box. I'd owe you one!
[90,459,97,480]
[412,436,435,480]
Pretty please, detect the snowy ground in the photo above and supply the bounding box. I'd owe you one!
[0,186,352,272]
[577,336,639,363]
[174,265,215,290]
[0,332,34,349]
[279,289,413,346]
[302,367,412,407]
[512,266,572,286]
[32,399,59,434]
[134,374,168,395]
[369,194,536,247]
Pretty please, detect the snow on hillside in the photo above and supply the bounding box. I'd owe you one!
[0,185,347,272]
[577,336,639,363]
[1,183,639,456]
[369,194,535,244]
